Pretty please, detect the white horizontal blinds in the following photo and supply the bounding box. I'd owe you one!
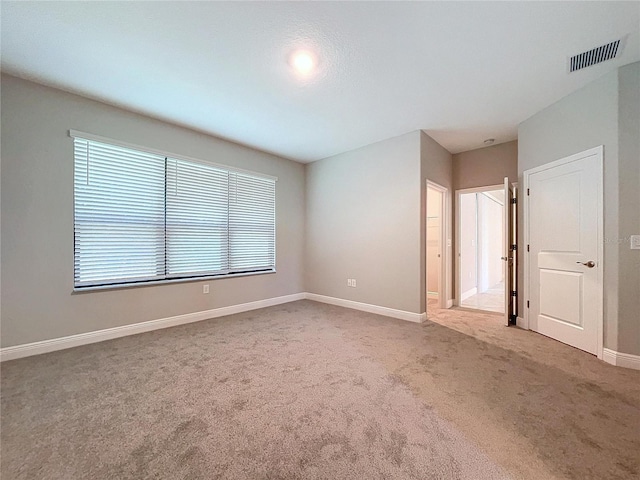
[166,158,230,277]
[74,138,166,287]
[73,130,276,288]
[228,172,276,272]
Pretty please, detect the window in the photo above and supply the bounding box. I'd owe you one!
[72,131,276,289]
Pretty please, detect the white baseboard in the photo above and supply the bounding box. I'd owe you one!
[602,348,640,370]
[0,293,306,362]
[4,292,637,371]
[305,293,426,323]
[460,287,477,301]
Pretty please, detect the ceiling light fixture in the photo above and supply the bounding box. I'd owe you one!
[289,50,316,76]
[484,138,495,146]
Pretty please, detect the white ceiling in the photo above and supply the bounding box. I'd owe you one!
[2,2,638,163]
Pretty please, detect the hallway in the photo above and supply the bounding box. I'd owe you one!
[460,281,505,313]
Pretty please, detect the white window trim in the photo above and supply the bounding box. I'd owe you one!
[68,130,278,182]
[72,269,276,293]
[70,130,278,292]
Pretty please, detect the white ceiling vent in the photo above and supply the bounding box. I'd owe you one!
[568,37,626,72]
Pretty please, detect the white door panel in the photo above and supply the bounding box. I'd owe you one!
[539,269,582,327]
[527,148,602,355]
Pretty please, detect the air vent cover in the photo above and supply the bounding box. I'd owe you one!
[569,40,622,72]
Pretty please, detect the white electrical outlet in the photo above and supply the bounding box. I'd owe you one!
[347,279,352,287]
[631,235,640,250]
[203,284,210,294]
[352,279,357,288]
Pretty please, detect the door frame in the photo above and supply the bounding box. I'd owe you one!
[454,184,503,308]
[523,146,604,359]
[426,180,448,310]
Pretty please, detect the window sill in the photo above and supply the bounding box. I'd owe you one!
[72,269,276,294]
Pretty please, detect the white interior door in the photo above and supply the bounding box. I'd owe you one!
[427,183,445,309]
[527,147,602,355]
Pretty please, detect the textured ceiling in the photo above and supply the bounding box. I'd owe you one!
[2,1,638,162]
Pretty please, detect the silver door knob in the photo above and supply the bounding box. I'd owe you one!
[576,261,596,268]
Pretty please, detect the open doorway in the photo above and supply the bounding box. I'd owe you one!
[426,181,446,312]
[457,187,505,314]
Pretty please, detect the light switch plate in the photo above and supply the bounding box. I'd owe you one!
[631,235,640,250]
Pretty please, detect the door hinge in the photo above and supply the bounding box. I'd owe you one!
[527,188,530,196]
[511,244,517,251]
[527,244,530,252]
[511,291,517,297]
[511,198,517,204]
[527,300,530,308]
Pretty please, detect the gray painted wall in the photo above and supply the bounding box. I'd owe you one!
[617,62,640,355]
[3,64,636,356]
[305,131,423,314]
[451,141,516,303]
[453,141,518,191]
[1,74,305,348]
[420,131,454,312]
[518,66,635,354]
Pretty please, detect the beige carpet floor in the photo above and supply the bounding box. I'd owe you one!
[1,300,639,479]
